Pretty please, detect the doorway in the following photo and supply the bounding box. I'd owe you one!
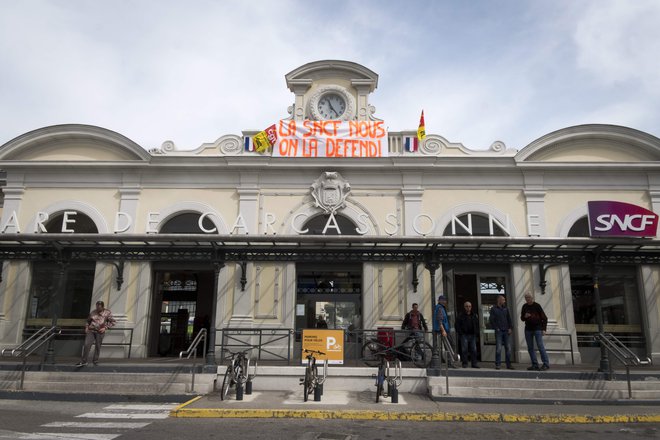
[295,264,362,332]
[148,269,215,356]
[444,268,511,363]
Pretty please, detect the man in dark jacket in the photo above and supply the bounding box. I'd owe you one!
[489,295,514,370]
[402,303,428,339]
[521,292,549,371]
[455,301,479,368]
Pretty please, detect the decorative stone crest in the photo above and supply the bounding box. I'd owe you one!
[311,172,351,214]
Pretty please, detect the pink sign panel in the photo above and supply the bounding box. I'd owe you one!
[587,201,658,237]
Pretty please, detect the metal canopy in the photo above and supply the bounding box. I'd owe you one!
[1,233,659,265]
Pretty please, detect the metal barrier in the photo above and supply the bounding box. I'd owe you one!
[21,326,134,359]
[544,332,575,365]
[217,328,294,364]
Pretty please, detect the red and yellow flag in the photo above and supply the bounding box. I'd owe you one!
[417,110,426,141]
[253,123,278,153]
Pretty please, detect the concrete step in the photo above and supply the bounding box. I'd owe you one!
[437,377,660,391]
[0,371,216,394]
[436,386,660,400]
[428,374,660,401]
[248,366,428,393]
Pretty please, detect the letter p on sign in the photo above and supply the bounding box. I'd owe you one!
[327,336,336,350]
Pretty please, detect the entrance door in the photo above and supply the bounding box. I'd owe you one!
[444,270,510,363]
[149,269,214,356]
[295,264,362,359]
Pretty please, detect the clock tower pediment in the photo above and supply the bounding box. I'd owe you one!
[285,60,379,122]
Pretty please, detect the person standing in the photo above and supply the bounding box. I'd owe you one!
[455,301,479,368]
[76,301,116,367]
[520,292,549,371]
[489,294,514,370]
[402,303,428,338]
[433,295,456,368]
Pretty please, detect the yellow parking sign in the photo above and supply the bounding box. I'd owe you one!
[302,329,344,365]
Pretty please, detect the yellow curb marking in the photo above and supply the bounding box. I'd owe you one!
[171,408,660,423]
[170,396,203,417]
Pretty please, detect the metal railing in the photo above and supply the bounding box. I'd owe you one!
[21,326,134,358]
[2,326,62,390]
[543,332,575,365]
[594,332,652,399]
[179,328,207,393]
[217,328,293,364]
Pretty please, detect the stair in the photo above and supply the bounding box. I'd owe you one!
[0,366,216,397]
[428,372,660,402]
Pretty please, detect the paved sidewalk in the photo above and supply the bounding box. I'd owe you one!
[171,390,660,423]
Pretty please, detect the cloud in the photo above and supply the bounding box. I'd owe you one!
[574,0,660,94]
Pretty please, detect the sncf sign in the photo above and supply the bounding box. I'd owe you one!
[588,201,658,237]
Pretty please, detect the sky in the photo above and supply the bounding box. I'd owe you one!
[1,0,659,152]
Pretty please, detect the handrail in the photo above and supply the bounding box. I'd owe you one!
[179,328,207,393]
[20,326,135,358]
[17,326,62,390]
[594,332,652,399]
[2,326,50,357]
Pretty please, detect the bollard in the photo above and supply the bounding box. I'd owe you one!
[318,383,324,396]
[245,379,253,395]
[391,386,398,404]
[236,382,244,400]
[314,385,322,402]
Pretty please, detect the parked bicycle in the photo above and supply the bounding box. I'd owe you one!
[362,330,432,368]
[373,350,402,403]
[221,348,256,401]
[300,349,327,402]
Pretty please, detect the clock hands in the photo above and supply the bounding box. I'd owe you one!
[328,99,341,118]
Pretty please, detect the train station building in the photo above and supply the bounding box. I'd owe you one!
[0,60,659,366]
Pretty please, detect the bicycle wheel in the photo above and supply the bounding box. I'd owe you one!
[303,367,312,402]
[220,364,232,400]
[375,364,385,403]
[362,341,382,367]
[411,341,433,368]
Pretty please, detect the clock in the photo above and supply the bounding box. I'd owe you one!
[309,86,356,121]
[317,93,346,120]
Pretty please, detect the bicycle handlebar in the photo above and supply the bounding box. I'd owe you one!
[303,349,326,356]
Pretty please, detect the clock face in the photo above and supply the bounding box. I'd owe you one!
[317,93,346,120]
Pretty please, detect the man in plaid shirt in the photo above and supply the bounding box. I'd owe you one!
[76,301,116,367]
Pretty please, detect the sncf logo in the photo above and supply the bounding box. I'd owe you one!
[588,201,658,237]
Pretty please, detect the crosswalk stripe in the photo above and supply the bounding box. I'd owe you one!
[41,422,150,429]
[104,404,177,411]
[20,434,119,440]
[76,412,169,419]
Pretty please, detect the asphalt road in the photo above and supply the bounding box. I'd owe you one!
[0,399,658,440]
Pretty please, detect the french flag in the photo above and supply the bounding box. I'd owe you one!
[404,136,418,152]
[244,136,253,152]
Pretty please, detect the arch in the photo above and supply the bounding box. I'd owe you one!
[285,60,378,93]
[153,201,228,234]
[282,199,379,235]
[435,202,519,236]
[0,124,151,161]
[515,124,660,163]
[27,200,109,234]
[556,205,589,237]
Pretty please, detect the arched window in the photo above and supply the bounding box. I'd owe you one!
[442,213,508,236]
[160,212,215,234]
[302,214,360,236]
[28,212,98,326]
[567,217,589,237]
